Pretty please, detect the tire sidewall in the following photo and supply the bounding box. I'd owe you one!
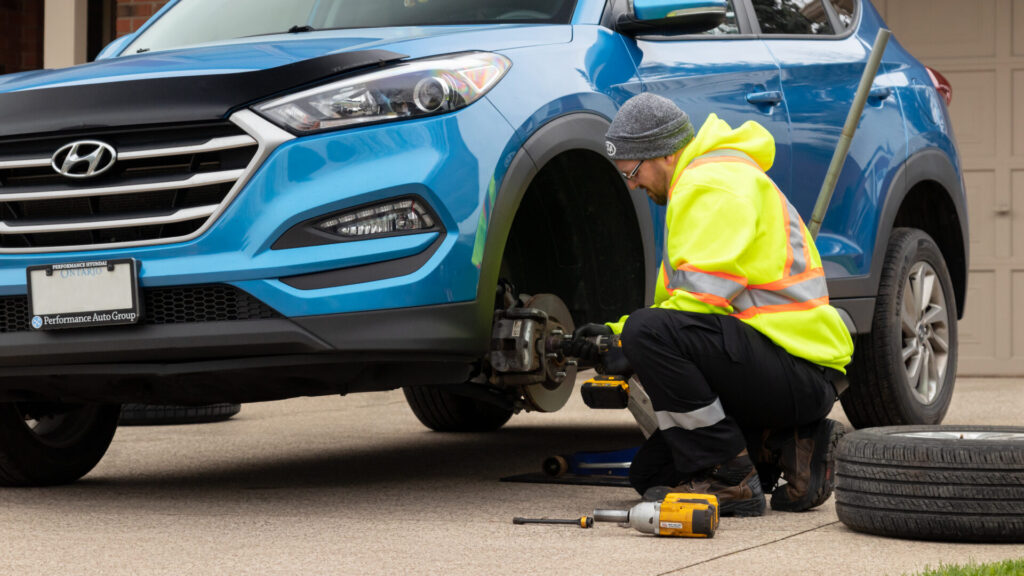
[881,229,958,424]
[841,424,1024,454]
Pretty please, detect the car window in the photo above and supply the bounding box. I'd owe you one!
[826,0,856,31]
[752,0,835,35]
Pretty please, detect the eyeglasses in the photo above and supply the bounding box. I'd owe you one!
[621,159,644,181]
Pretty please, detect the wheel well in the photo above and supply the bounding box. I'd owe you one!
[502,149,646,325]
[891,181,967,317]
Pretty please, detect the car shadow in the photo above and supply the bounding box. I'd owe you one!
[31,422,645,509]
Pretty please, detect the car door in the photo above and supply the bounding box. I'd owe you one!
[751,0,907,278]
[610,0,794,198]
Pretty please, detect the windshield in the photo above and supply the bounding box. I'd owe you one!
[125,0,578,55]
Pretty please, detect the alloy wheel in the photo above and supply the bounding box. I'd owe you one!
[16,403,96,448]
[900,262,950,405]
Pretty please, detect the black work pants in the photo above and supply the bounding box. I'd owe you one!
[620,307,837,495]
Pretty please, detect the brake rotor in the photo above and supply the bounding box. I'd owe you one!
[520,293,576,412]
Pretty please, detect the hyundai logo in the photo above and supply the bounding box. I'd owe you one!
[51,140,118,179]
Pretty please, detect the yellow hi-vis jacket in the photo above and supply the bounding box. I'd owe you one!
[609,114,854,373]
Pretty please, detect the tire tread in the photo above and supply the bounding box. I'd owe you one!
[119,403,240,426]
[834,425,1024,542]
[403,386,513,432]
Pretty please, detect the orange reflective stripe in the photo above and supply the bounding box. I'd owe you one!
[685,154,762,173]
[668,169,683,201]
[691,292,733,309]
[662,222,748,302]
[661,262,734,309]
[731,296,831,321]
[674,149,761,197]
[776,189,794,277]
[679,263,747,285]
[733,274,828,313]
[748,267,824,291]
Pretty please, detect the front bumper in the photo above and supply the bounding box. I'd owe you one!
[0,300,485,403]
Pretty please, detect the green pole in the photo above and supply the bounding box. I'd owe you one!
[808,28,892,239]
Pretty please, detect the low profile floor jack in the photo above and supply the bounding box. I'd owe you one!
[541,334,660,481]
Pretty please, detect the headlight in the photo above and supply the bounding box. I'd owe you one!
[316,198,436,240]
[254,52,511,133]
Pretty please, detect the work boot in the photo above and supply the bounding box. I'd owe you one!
[767,418,846,512]
[642,450,766,517]
[753,429,783,495]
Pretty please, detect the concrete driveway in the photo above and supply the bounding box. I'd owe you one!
[1,375,1021,576]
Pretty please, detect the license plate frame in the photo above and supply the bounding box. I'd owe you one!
[27,259,140,331]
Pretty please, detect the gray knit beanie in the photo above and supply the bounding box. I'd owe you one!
[605,93,694,161]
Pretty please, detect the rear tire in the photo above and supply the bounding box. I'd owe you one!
[842,228,957,427]
[835,425,1024,542]
[119,403,241,426]
[403,386,513,432]
[0,402,121,486]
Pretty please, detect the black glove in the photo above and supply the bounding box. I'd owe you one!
[563,323,613,362]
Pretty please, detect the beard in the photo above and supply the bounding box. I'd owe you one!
[643,188,668,206]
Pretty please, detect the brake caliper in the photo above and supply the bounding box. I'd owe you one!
[488,292,576,412]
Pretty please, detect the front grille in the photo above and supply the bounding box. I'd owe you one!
[0,285,280,333]
[143,285,281,324]
[0,123,259,252]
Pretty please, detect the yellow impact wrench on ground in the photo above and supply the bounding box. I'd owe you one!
[594,493,719,538]
[513,493,719,538]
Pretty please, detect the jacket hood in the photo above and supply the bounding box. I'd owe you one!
[677,113,777,174]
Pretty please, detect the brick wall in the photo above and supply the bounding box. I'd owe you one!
[0,0,43,74]
[116,0,169,37]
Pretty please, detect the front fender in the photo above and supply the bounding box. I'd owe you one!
[472,112,658,332]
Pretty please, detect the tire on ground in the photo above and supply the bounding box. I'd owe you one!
[119,403,241,426]
[403,386,513,432]
[835,425,1024,543]
[0,403,121,486]
[842,228,958,428]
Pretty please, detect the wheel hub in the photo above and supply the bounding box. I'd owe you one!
[519,294,576,412]
[16,402,98,448]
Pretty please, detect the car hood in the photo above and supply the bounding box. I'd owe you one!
[0,25,570,138]
[0,25,570,94]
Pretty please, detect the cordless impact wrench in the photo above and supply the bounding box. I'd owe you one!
[559,332,659,438]
[513,492,719,538]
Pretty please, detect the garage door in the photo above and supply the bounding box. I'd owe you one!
[873,0,1024,375]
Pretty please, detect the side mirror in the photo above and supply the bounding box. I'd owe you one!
[616,0,728,35]
[95,34,137,61]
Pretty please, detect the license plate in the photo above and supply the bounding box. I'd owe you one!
[27,259,140,331]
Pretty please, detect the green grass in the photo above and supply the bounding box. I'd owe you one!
[904,559,1024,576]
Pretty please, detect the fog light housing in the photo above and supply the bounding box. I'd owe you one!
[316,198,436,239]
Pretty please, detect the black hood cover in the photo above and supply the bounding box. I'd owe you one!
[0,49,407,139]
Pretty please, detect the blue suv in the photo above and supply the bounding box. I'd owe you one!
[0,0,967,485]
